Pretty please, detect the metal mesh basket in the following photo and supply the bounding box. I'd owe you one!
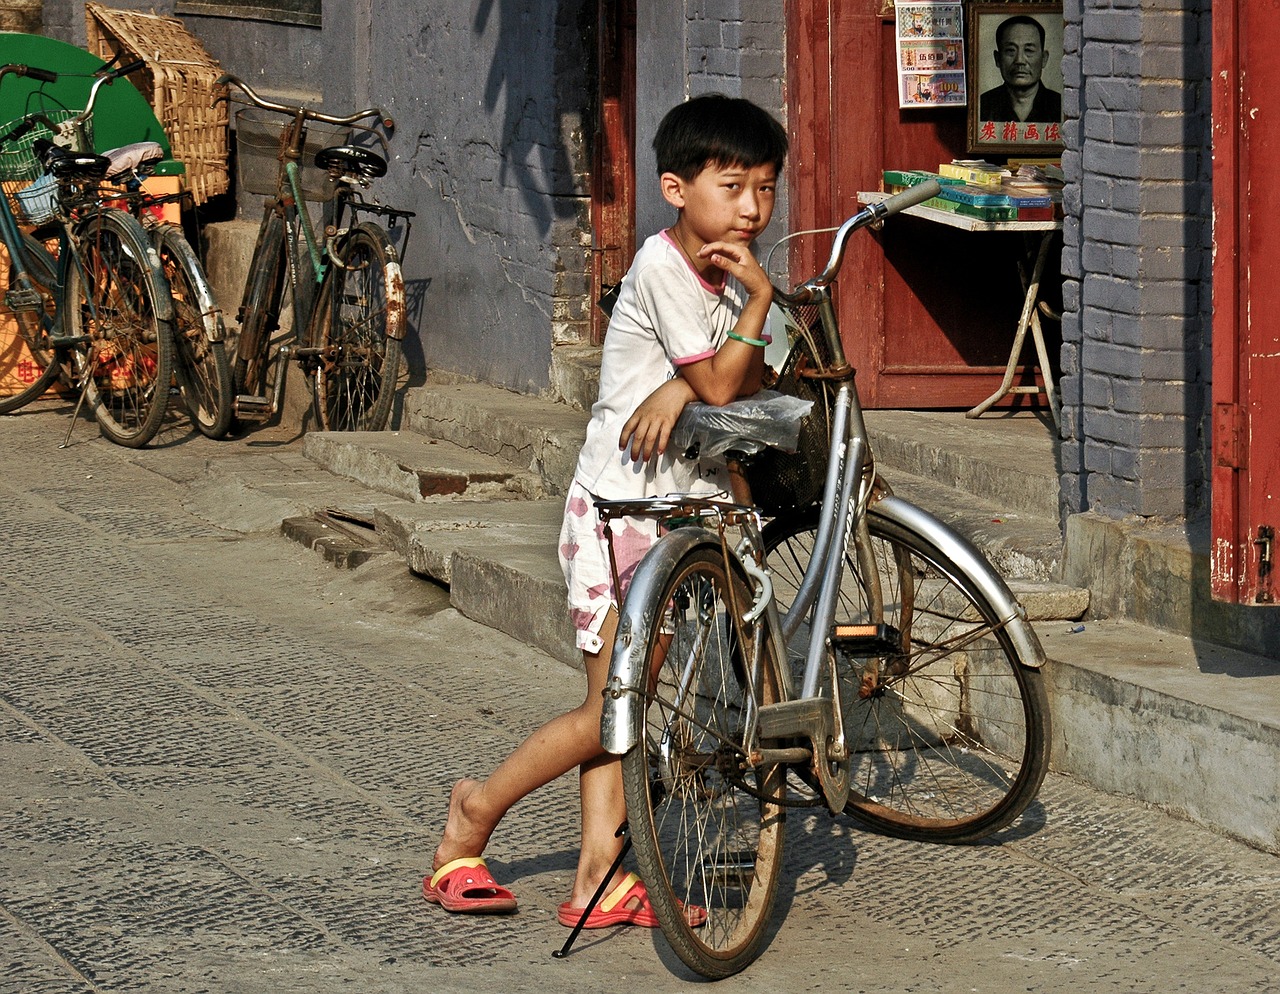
[0,111,93,182]
[741,300,836,517]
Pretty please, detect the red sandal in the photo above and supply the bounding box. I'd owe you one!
[423,857,517,914]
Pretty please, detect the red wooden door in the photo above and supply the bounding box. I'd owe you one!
[1211,0,1280,604]
[590,0,636,344]
[786,0,1058,409]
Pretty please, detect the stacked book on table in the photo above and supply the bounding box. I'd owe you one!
[883,161,1063,221]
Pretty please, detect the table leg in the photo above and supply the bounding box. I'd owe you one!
[967,230,1058,426]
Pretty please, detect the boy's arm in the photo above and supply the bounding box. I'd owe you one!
[679,238,772,406]
[618,376,697,462]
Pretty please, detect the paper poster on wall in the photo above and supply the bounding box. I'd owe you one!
[896,2,966,108]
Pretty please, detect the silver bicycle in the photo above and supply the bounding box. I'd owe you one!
[596,180,1051,978]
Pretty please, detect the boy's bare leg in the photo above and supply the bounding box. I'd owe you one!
[570,610,629,906]
[433,609,622,889]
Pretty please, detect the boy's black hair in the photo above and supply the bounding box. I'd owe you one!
[653,94,788,181]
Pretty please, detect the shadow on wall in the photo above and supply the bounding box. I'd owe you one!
[474,0,588,237]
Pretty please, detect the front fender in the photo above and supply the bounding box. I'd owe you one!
[600,526,721,756]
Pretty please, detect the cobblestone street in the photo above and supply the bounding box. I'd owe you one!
[2,404,1278,993]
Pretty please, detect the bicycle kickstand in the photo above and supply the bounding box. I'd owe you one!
[552,821,631,960]
[59,347,99,449]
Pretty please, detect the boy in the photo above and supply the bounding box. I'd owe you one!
[425,94,787,925]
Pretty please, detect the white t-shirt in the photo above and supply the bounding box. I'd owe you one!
[574,230,747,499]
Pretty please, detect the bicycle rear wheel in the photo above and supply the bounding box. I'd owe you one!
[156,224,232,439]
[69,208,175,448]
[621,541,787,979]
[764,503,1050,843]
[309,221,403,431]
[0,233,60,414]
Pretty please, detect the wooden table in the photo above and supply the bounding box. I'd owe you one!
[857,191,1063,427]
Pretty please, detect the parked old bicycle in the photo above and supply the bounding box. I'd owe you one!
[100,138,234,439]
[594,181,1051,977]
[216,74,414,432]
[0,60,177,448]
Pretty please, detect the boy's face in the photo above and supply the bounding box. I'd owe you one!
[662,160,778,250]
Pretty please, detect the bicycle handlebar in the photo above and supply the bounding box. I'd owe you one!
[777,179,942,303]
[0,63,58,85]
[216,73,395,135]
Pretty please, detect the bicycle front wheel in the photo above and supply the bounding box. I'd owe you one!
[309,222,403,431]
[232,211,286,406]
[0,233,60,414]
[621,541,787,979]
[764,503,1050,843]
[156,225,232,439]
[69,208,175,447]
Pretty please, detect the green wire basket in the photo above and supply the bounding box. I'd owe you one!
[0,110,94,183]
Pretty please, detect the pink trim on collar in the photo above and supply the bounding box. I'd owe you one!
[661,229,726,294]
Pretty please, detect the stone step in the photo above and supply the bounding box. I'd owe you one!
[880,465,1065,583]
[866,409,1060,520]
[303,430,546,502]
[372,498,577,668]
[1038,619,1280,854]
[401,381,589,497]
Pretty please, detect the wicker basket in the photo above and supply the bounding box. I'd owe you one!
[85,2,229,204]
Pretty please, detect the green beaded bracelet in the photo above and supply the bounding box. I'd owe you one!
[726,331,768,348]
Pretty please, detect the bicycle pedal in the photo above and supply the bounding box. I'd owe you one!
[4,286,44,312]
[233,393,273,421]
[49,335,91,348]
[830,622,903,657]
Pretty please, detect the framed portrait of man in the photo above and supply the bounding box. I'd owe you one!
[967,3,1064,155]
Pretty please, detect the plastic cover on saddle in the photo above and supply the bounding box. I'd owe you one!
[670,389,814,460]
[102,141,165,181]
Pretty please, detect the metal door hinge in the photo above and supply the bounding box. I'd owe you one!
[1254,525,1274,604]
[1214,403,1247,469]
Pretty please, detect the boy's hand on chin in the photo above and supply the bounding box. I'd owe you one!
[699,241,772,299]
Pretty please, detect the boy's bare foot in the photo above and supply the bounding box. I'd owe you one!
[432,779,494,872]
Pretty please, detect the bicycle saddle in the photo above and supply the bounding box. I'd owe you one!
[102,141,166,182]
[315,144,387,179]
[33,138,109,181]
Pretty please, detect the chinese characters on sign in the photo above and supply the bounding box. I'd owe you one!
[896,2,967,109]
[977,120,1061,145]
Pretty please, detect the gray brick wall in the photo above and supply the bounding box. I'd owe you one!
[44,0,593,397]
[636,0,787,265]
[1059,0,1212,522]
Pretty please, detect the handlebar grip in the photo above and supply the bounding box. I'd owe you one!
[108,59,147,81]
[1,117,36,145]
[878,179,942,216]
[24,67,57,83]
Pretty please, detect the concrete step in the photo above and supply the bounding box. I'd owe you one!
[866,409,1060,520]
[1038,619,1280,854]
[882,465,1065,583]
[372,497,577,668]
[303,430,546,502]
[401,381,589,497]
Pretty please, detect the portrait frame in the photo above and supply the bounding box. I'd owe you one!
[967,2,1064,156]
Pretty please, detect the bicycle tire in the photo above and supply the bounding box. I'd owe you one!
[621,540,787,979]
[763,503,1050,843]
[309,221,403,431]
[232,211,287,406]
[0,233,60,414]
[69,208,175,448]
[155,225,233,439]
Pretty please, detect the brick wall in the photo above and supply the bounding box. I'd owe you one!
[636,0,787,257]
[1059,0,1213,522]
[44,0,593,397]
